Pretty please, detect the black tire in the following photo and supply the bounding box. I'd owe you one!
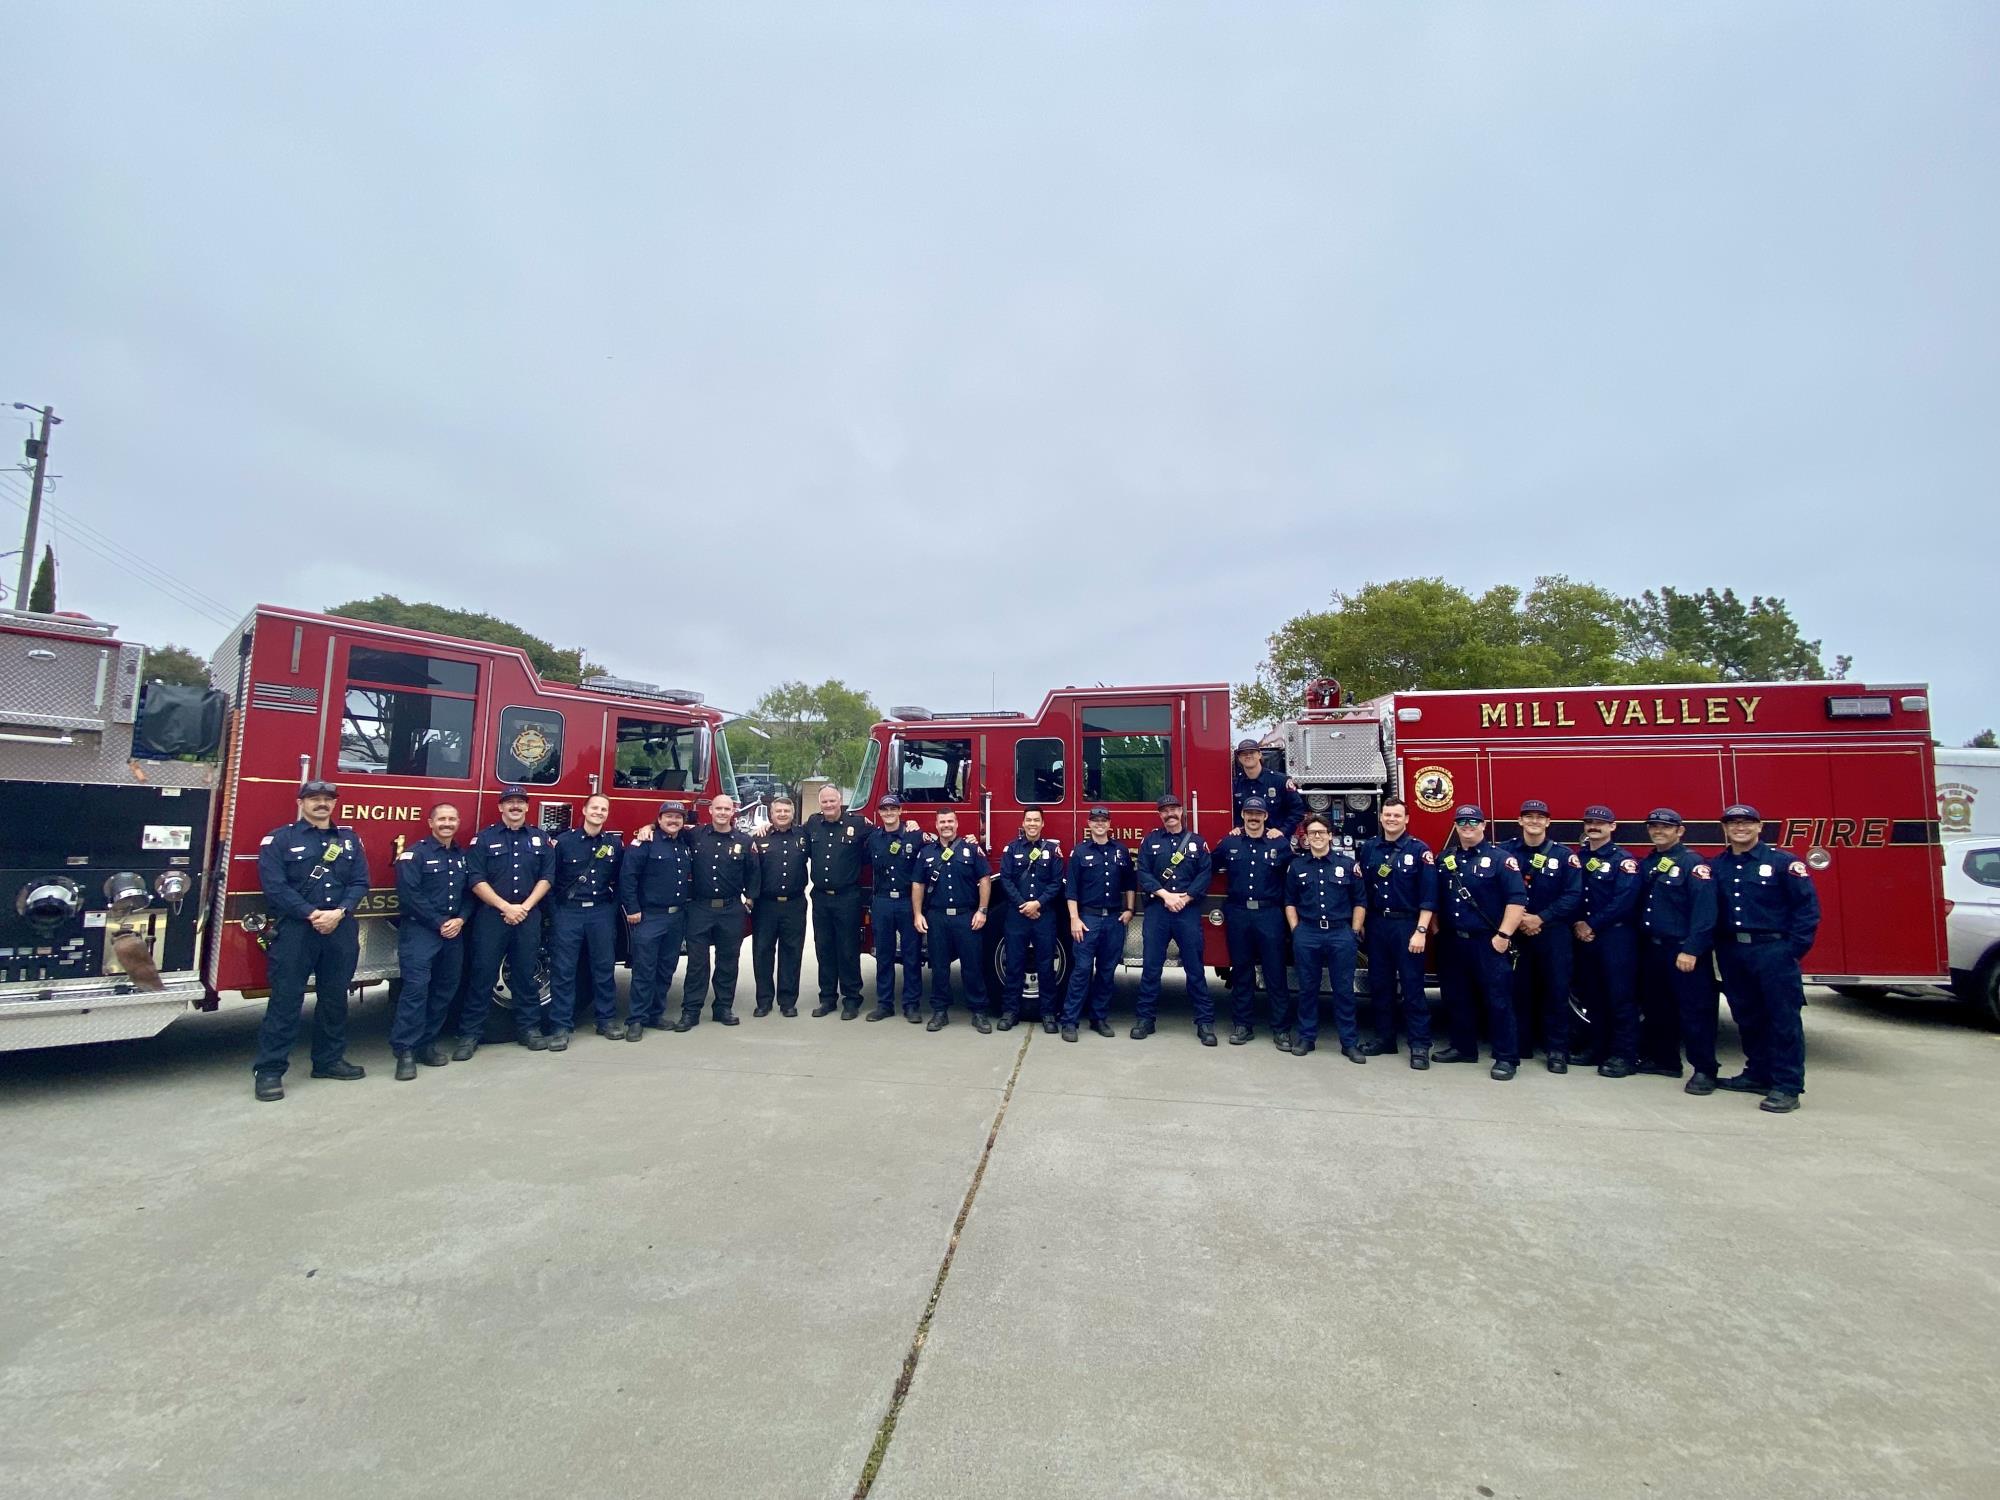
[1968,954,2000,1031]
[982,924,1074,1018]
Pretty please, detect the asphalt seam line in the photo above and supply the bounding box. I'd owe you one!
[853,1027,1033,1499]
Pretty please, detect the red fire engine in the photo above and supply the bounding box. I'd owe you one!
[850,677,1949,998]
[1,604,734,1051]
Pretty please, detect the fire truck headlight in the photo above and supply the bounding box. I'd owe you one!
[1806,847,1833,872]
[17,878,83,925]
[103,872,150,916]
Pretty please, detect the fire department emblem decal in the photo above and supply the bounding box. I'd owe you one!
[510,723,553,770]
[1412,766,1455,814]
[1938,783,1976,836]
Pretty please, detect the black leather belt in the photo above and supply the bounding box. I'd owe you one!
[568,899,598,908]
[706,898,730,908]
[877,889,905,899]
[1227,898,1274,911]
[1729,930,1786,945]
[941,907,975,917]
[1082,905,1122,917]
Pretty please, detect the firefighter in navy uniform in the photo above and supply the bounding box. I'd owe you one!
[1060,805,1133,1042]
[462,786,556,1053]
[1434,806,1528,1080]
[619,799,693,1039]
[995,808,1066,1032]
[1499,798,1583,1072]
[389,802,472,1080]
[682,793,759,1027]
[250,779,371,1102]
[1711,803,1822,1114]
[1231,739,1304,837]
[1283,813,1368,1061]
[751,795,810,1018]
[1358,796,1437,1066]
[1214,795,1293,1045]
[547,792,622,1048]
[863,796,926,1022]
[1133,793,1216,1045]
[1572,804,1644,1078]
[912,809,992,1031]
[804,784,871,1018]
[1636,808,1721,1092]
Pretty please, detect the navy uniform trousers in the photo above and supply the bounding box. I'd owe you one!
[391,924,465,1052]
[1293,922,1360,1049]
[465,905,544,1040]
[1575,923,1640,1062]
[1639,936,1720,1076]
[1513,925,1573,1056]
[628,907,688,1026]
[1062,911,1124,1027]
[253,917,359,1076]
[1365,913,1431,1051]
[550,901,617,1031]
[1441,932,1520,1064]
[1001,909,1061,1019]
[872,895,923,1010]
[927,909,988,1015]
[1223,904,1289,1031]
[1134,904,1214,1026]
[1717,936,1807,1094]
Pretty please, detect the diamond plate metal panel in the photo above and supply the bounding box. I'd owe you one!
[1280,717,1391,787]
[0,984,200,1050]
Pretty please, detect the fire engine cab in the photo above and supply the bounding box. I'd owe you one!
[1,603,735,1052]
[852,676,1949,998]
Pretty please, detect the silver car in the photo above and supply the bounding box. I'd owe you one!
[1944,837,2000,1026]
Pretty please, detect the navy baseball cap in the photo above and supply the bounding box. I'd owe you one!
[498,786,530,803]
[657,799,688,816]
[1453,804,1485,823]
[1242,795,1269,813]
[1087,805,1111,819]
[878,794,902,809]
[1235,738,1262,754]
[1721,803,1761,822]
[297,778,337,799]
[1581,804,1616,823]
[1646,807,1683,826]
[1157,793,1183,809]
[1518,799,1550,816]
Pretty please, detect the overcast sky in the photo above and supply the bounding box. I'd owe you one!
[3,3,1994,736]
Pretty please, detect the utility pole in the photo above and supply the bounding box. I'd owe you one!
[11,403,60,611]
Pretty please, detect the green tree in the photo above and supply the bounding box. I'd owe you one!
[27,544,55,613]
[1624,587,1844,682]
[144,643,213,688]
[748,679,880,787]
[1967,729,1998,749]
[325,594,603,684]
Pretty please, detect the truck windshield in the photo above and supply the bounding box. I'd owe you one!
[714,724,739,801]
[848,737,879,812]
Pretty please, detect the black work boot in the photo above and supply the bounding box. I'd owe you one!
[1545,1051,1570,1074]
[996,1012,1017,1032]
[865,1004,894,1022]
[1089,1018,1115,1039]
[254,1071,284,1102]
[753,1002,773,1017]
[417,1044,450,1067]
[310,1058,365,1080]
[450,1037,478,1062]
[1685,1072,1717,1095]
[1409,1050,1431,1070]
[1360,1038,1396,1057]
[715,1009,740,1026]
[672,1011,698,1032]
[394,1051,418,1082]
[625,1019,646,1042]
[812,1001,838,1017]
[970,1012,993,1034]
[1228,1025,1254,1045]
[1597,1057,1634,1078]
[926,1011,949,1032]
[1129,1019,1155,1040]
[518,1030,550,1051]
[1195,1024,1217,1047]
[1760,1090,1801,1113]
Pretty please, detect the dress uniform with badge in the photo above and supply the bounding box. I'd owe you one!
[751,798,810,1018]
[682,803,760,1027]
[250,779,372,1100]
[1283,815,1368,1060]
[1059,806,1134,1040]
[547,797,622,1046]
[1231,739,1305,836]
[1711,803,1822,1113]
[1636,808,1721,1090]
[1572,804,1645,1077]
[1434,806,1529,1079]
[863,796,926,1021]
[619,800,694,1039]
[1214,795,1294,1044]
[804,790,871,1018]
[1499,799,1583,1071]
[1357,798,1438,1064]
[463,787,557,1051]
[912,813,992,1031]
[389,806,472,1078]
[1133,793,1216,1045]
[995,810,1066,1033]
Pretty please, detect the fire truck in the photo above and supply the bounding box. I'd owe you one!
[0,603,735,1052]
[850,677,1950,1000]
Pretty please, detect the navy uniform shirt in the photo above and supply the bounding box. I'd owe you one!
[754,825,809,900]
[1138,826,1212,900]
[1577,840,1643,929]
[1438,838,1529,935]
[804,810,870,892]
[1711,841,1822,959]
[1214,829,1292,907]
[997,834,1066,911]
[395,834,470,934]
[914,836,990,911]
[619,830,692,915]
[552,828,621,904]
[1066,838,1135,912]
[1285,848,1364,926]
[864,822,925,900]
[1232,766,1305,835]
[466,822,556,904]
[258,819,370,921]
[688,823,760,903]
[1498,836,1583,923]
[1359,832,1438,916]
[1641,841,1717,956]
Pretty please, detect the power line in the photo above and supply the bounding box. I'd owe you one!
[0,485,239,629]
[0,472,241,620]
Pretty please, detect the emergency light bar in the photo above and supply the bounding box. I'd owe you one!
[580,674,704,706]
[1825,695,1892,719]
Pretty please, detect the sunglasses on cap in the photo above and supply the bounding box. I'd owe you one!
[299,779,338,798]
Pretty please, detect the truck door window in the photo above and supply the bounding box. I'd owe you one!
[899,737,972,802]
[339,648,478,778]
[1081,704,1172,803]
[847,737,880,811]
[615,717,705,791]
[1015,737,1065,804]
[496,705,564,786]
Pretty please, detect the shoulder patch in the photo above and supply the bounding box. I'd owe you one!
[1620,858,1638,875]
[259,835,273,846]
[1503,856,1520,872]
[1789,861,1810,877]
[1421,850,1435,864]
[1691,864,1711,880]
[1568,853,1582,867]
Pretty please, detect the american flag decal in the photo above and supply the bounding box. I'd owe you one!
[251,681,320,715]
